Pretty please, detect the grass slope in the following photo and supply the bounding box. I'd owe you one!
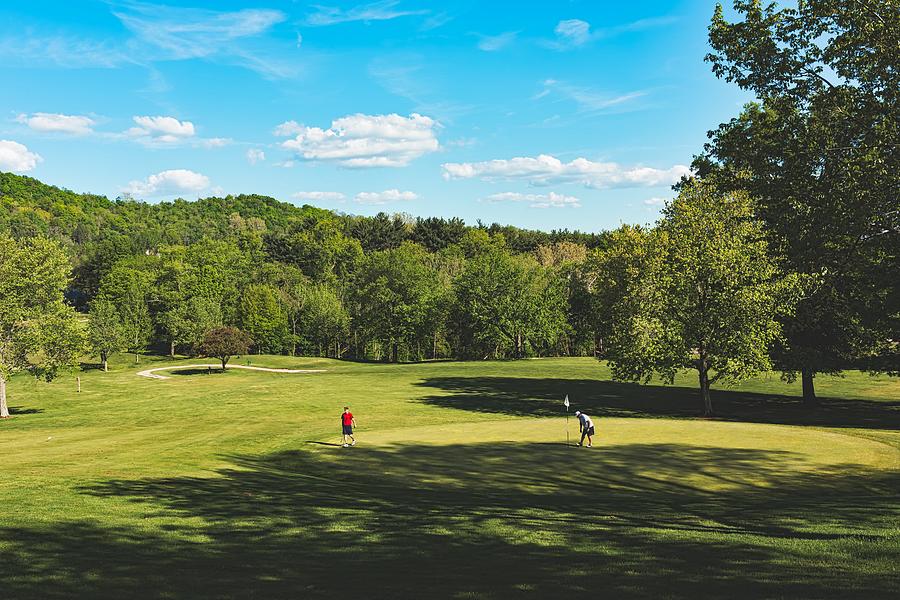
[1,356,898,599]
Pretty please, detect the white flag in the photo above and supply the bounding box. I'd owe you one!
[564,395,570,409]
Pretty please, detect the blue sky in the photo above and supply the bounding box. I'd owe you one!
[0,0,750,232]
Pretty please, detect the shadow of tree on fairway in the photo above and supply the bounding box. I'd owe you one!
[7,406,43,415]
[2,442,898,599]
[416,377,900,429]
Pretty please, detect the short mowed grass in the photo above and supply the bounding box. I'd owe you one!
[2,356,899,599]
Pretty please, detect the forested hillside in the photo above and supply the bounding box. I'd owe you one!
[0,171,607,361]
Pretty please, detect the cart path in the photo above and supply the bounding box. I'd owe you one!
[137,364,328,380]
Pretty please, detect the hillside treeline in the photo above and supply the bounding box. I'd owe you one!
[0,171,605,362]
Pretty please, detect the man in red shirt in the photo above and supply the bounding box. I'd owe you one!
[341,406,357,447]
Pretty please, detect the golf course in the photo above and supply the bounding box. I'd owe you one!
[2,356,898,599]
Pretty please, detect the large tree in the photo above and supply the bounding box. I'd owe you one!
[98,264,155,363]
[452,246,568,359]
[88,298,126,372]
[199,326,251,371]
[600,182,802,415]
[239,284,288,354]
[353,242,439,362]
[0,236,84,418]
[698,0,900,401]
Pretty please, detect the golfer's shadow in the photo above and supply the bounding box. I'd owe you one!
[305,440,344,447]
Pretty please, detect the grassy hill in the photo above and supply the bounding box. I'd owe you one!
[1,357,898,599]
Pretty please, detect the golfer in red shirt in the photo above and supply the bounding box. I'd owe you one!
[341,406,357,447]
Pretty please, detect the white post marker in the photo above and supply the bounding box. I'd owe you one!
[564,395,570,446]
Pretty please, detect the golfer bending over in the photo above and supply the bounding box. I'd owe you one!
[575,410,595,448]
[341,406,357,447]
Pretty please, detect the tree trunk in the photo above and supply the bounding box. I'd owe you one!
[801,369,817,405]
[0,376,9,418]
[698,361,713,416]
[134,351,139,364]
[392,342,399,363]
[221,356,228,371]
[170,341,176,358]
[101,350,109,372]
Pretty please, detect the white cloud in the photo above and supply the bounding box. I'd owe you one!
[0,140,42,172]
[126,115,198,145]
[273,120,305,136]
[16,112,95,135]
[643,197,669,206]
[306,1,428,26]
[554,19,592,47]
[123,169,210,198]
[442,154,691,189]
[292,191,346,202]
[281,112,440,167]
[477,31,517,52]
[246,148,266,164]
[354,189,419,204]
[485,192,581,209]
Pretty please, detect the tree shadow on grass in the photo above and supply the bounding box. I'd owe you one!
[2,442,899,599]
[416,377,900,429]
[169,368,226,376]
[7,406,43,415]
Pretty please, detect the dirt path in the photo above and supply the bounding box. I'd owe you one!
[137,364,327,380]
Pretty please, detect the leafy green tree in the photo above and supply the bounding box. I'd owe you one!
[297,283,351,357]
[0,236,84,418]
[239,284,288,354]
[602,182,803,415]
[452,247,568,359]
[698,0,900,401]
[88,299,126,371]
[198,326,251,371]
[353,242,439,362]
[97,263,155,363]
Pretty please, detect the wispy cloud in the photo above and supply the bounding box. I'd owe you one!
[0,3,297,79]
[536,79,647,114]
[306,1,428,26]
[476,31,518,52]
[543,16,678,50]
[442,154,691,189]
[484,191,581,209]
[292,191,346,202]
[368,56,473,122]
[0,34,133,68]
[113,3,285,59]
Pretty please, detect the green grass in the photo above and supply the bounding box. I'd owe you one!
[1,356,898,599]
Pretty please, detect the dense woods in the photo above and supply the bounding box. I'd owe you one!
[0,171,607,364]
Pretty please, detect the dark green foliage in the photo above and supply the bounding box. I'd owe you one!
[699,0,900,398]
[198,326,251,370]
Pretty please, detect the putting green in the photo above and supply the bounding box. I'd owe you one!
[352,418,900,491]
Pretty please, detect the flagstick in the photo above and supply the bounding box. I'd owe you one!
[566,408,569,446]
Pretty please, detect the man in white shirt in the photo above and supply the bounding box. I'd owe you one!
[574,410,595,447]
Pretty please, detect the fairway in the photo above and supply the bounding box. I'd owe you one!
[2,357,899,599]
